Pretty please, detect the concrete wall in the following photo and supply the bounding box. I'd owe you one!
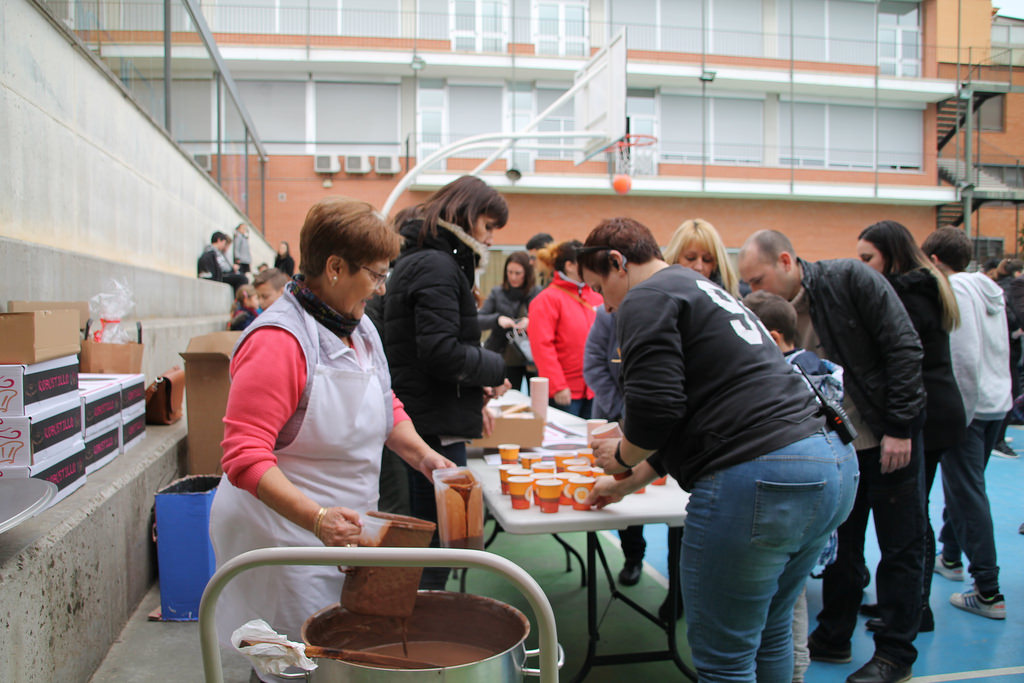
[0,0,280,381]
[0,0,273,279]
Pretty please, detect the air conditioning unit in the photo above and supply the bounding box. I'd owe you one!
[374,155,401,175]
[314,155,341,174]
[344,154,371,174]
[193,153,213,172]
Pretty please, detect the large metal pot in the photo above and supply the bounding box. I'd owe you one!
[295,591,552,682]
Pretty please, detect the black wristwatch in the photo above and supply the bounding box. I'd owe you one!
[614,443,630,470]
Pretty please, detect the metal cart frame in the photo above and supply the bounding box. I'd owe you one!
[199,546,560,683]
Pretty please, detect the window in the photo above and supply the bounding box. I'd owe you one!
[710,0,762,58]
[626,89,658,174]
[978,94,1005,132]
[534,0,588,57]
[316,82,400,151]
[537,88,575,160]
[659,94,762,165]
[452,0,507,52]
[878,1,920,76]
[417,80,446,168]
[779,101,923,171]
[227,81,306,145]
[508,83,534,171]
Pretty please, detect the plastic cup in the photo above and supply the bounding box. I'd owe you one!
[652,476,668,486]
[529,377,549,421]
[576,447,595,464]
[566,465,592,477]
[555,472,575,505]
[519,453,541,469]
[498,443,520,465]
[498,464,518,495]
[586,419,608,442]
[507,476,533,510]
[553,453,575,472]
[564,457,590,469]
[535,479,563,513]
[531,461,556,476]
[569,476,595,510]
[530,473,548,507]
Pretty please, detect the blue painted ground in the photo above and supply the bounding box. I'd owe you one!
[618,425,1024,680]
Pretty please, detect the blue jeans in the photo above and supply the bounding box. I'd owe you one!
[682,431,858,682]
[939,417,1001,595]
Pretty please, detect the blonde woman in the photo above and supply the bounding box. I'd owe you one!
[664,218,741,297]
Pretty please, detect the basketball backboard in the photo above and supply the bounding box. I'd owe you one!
[573,29,627,165]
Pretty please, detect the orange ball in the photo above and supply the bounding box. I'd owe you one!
[611,174,632,195]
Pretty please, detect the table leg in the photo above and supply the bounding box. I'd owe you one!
[568,532,600,683]
[550,533,587,587]
[666,525,696,679]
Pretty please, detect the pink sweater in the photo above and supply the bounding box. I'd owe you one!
[221,326,410,497]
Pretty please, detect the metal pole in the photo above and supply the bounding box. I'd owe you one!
[382,130,607,216]
[873,0,879,197]
[789,0,794,194]
[199,547,560,683]
[215,72,223,184]
[164,0,172,131]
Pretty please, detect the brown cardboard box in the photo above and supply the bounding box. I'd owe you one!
[469,411,545,449]
[0,311,81,365]
[80,341,144,374]
[180,331,241,474]
[8,301,91,331]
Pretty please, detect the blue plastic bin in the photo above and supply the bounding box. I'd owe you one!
[154,475,220,621]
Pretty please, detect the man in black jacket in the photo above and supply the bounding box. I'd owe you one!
[740,230,926,683]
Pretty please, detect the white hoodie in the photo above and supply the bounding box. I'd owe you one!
[948,271,1012,422]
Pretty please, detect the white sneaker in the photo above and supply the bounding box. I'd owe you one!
[934,554,964,581]
[950,587,1006,620]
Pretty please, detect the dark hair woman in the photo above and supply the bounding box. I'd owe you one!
[528,240,604,417]
[478,251,541,391]
[857,219,964,632]
[578,216,856,682]
[383,175,510,588]
[209,197,454,655]
[274,240,295,277]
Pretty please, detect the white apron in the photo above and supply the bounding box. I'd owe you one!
[209,313,388,651]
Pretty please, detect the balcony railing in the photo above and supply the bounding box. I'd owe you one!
[41,1,948,78]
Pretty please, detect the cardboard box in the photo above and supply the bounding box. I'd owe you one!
[81,373,146,415]
[469,411,545,449]
[121,411,146,453]
[180,331,240,475]
[0,396,83,467]
[84,424,120,474]
[154,475,220,620]
[0,355,79,417]
[79,379,122,439]
[80,340,144,374]
[8,301,91,331]
[0,311,81,365]
[0,440,87,507]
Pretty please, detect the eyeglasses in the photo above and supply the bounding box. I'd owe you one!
[361,265,390,287]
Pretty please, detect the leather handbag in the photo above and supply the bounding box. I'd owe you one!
[145,366,185,425]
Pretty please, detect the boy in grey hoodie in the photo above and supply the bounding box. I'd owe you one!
[922,227,1010,621]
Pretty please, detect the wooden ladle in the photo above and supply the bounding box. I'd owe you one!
[239,639,440,669]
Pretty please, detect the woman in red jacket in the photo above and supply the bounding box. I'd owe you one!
[528,240,604,417]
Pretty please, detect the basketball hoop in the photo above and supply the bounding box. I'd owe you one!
[605,134,657,194]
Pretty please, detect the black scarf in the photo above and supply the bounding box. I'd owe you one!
[287,275,360,339]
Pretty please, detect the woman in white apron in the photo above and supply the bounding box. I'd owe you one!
[209,198,454,680]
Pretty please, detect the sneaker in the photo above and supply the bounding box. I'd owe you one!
[950,588,1006,620]
[992,441,1019,458]
[934,555,964,581]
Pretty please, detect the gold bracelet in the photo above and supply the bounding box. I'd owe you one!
[312,506,328,541]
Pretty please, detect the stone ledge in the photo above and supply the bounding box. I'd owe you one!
[0,422,187,682]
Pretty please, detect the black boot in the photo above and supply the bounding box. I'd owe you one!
[618,559,643,586]
[845,655,911,683]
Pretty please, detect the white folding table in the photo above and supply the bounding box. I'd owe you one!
[466,399,695,681]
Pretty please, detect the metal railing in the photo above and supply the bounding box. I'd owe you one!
[35,2,950,78]
[41,0,268,233]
